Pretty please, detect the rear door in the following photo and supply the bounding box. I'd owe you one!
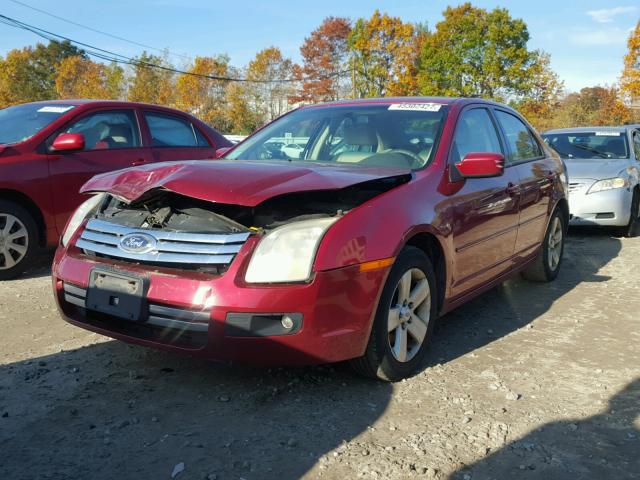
[141,110,217,164]
[449,106,521,298]
[493,109,554,256]
[47,108,147,233]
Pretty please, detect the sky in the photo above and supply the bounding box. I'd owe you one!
[0,0,637,93]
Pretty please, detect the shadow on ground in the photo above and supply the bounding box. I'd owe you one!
[0,230,625,479]
[424,229,621,369]
[450,378,640,479]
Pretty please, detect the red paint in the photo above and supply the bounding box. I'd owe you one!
[51,132,85,152]
[0,100,231,247]
[52,97,567,366]
[81,160,411,206]
[455,152,505,178]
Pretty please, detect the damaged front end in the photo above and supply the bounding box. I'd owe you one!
[69,174,410,276]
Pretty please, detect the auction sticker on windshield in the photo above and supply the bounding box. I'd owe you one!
[594,131,621,136]
[388,103,442,112]
[37,106,75,113]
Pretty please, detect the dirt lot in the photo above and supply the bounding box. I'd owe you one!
[1,230,639,480]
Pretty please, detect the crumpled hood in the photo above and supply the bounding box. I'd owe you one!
[81,160,412,206]
[564,158,630,181]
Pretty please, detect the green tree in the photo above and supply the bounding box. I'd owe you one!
[348,10,418,97]
[0,40,84,107]
[246,47,294,122]
[175,55,231,130]
[128,51,174,105]
[418,3,538,100]
[621,20,640,105]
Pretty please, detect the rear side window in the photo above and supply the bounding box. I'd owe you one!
[64,110,140,151]
[451,108,502,163]
[145,112,204,147]
[495,111,542,162]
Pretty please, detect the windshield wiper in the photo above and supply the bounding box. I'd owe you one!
[571,143,609,158]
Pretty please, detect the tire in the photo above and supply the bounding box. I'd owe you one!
[618,189,639,238]
[522,208,565,282]
[350,246,438,382]
[0,200,39,280]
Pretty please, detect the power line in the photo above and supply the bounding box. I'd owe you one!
[0,13,352,84]
[7,0,192,60]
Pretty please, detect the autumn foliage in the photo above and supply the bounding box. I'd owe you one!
[1,5,639,134]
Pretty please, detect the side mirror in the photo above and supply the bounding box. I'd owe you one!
[52,133,85,152]
[454,152,505,178]
[215,147,232,159]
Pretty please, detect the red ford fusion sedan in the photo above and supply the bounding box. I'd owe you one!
[52,97,568,381]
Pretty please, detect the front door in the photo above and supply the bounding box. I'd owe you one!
[494,109,553,256]
[449,107,521,298]
[47,109,147,233]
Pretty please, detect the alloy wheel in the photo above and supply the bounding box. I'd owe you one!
[387,268,431,362]
[0,213,29,270]
[547,216,563,271]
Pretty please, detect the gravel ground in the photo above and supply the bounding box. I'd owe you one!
[1,230,639,480]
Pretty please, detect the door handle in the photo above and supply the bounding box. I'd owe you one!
[131,158,147,166]
[506,183,521,196]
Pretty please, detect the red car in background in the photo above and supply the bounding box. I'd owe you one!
[53,97,568,381]
[0,100,231,279]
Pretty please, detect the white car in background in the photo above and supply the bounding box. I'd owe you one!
[542,126,640,236]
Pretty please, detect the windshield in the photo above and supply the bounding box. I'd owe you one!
[227,103,448,170]
[542,131,629,159]
[0,103,75,145]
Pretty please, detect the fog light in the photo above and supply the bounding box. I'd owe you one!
[281,315,294,330]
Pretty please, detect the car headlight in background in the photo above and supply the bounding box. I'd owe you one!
[61,193,105,247]
[587,177,628,194]
[245,217,338,283]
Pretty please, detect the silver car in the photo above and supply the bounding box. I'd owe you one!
[542,126,640,236]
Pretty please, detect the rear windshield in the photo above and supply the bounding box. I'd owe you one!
[542,131,629,159]
[226,103,448,170]
[0,103,75,145]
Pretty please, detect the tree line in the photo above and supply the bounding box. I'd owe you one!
[1,3,639,133]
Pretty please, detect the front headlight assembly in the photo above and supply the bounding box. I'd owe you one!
[61,193,105,247]
[587,177,628,194]
[245,217,338,284]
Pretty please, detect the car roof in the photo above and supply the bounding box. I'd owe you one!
[17,99,189,113]
[300,96,505,109]
[543,126,631,135]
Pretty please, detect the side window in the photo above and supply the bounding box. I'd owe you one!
[145,112,199,147]
[451,108,502,163]
[633,131,640,159]
[495,110,542,163]
[64,110,140,151]
[194,127,211,147]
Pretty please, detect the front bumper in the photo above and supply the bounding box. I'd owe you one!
[568,180,632,227]
[52,244,389,365]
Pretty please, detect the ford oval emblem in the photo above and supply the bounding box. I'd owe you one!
[119,233,157,254]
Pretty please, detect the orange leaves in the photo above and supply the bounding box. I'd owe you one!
[621,20,640,103]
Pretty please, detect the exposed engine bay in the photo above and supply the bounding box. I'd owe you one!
[91,174,411,233]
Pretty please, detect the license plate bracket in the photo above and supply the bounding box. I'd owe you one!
[86,269,148,322]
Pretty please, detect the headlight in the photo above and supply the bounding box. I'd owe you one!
[61,193,105,247]
[245,217,338,283]
[587,177,628,194]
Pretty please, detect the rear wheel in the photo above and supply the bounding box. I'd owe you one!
[350,246,438,382]
[522,209,565,282]
[0,200,38,280]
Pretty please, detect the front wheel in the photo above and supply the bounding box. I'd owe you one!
[522,209,565,282]
[350,246,438,382]
[618,189,639,238]
[0,200,39,280]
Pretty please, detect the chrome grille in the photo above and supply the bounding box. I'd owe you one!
[76,219,250,266]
